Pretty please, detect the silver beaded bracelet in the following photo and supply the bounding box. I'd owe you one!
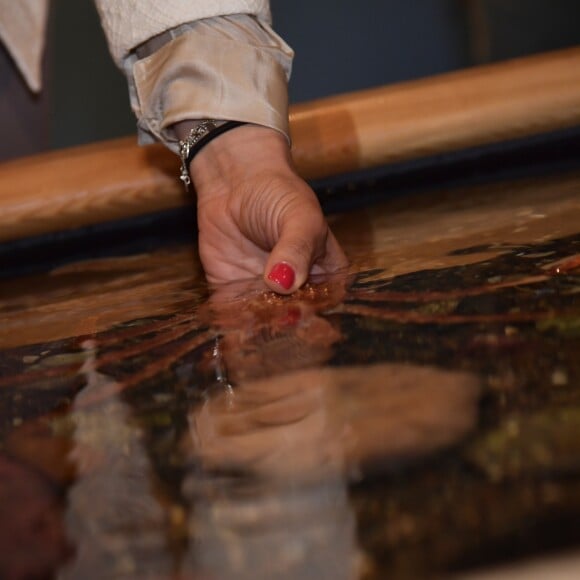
[178,120,220,189]
[178,119,246,191]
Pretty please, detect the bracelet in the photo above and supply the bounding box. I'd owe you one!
[179,120,246,190]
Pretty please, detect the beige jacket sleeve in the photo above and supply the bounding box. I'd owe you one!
[126,15,293,152]
[94,1,293,153]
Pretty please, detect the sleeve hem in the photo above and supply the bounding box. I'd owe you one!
[130,23,292,154]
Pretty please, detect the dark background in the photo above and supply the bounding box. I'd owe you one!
[2,0,580,160]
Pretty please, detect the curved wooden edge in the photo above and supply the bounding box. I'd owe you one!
[1,47,580,242]
[0,139,182,243]
[290,46,580,179]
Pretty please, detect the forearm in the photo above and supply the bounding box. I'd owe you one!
[94,1,347,291]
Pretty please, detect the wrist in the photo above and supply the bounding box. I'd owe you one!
[188,125,295,195]
[176,120,249,189]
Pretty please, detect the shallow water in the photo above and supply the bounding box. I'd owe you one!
[0,172,579,579]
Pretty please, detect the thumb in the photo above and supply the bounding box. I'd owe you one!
[263,214,327,294]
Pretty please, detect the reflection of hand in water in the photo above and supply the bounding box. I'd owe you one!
[192,272,481,479]
[183,364,480,580]
[198,272,349,384]
[185,363,481,481]
[189,367,347,481]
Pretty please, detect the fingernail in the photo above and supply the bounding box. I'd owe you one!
[267,262,295,290]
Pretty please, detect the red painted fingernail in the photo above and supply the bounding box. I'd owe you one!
[267,262,295,290]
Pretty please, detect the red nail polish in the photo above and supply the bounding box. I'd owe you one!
[267,262,295,290]
[278,307,301,327]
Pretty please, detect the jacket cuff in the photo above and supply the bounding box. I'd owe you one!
[126,15,293,154]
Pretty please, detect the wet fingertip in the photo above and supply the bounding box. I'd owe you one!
[267,262,296,291]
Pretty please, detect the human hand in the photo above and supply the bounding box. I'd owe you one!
[188,125,348,293]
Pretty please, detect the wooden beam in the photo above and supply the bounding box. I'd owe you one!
[290,47,580,178]
[1,47,579,242]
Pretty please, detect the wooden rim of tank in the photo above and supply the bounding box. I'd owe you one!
[1,46,579,242]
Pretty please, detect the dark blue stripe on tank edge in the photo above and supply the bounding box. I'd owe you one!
[315,124,580,213]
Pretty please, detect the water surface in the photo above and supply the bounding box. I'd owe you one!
[0,173,579,579]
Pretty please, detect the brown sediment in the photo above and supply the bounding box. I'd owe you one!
[90,311,198,348]
[347,274,549,303]
[73,330,215,409]
[545,253,580,275]
[0,316,201,389]
[333,304,564,325]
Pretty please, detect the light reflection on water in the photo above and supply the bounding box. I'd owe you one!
[0,178,579,578]
[56,338,479,579]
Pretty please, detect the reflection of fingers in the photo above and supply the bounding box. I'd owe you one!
[315,230,349,274]
[193,413,332,476]
[192,385,322,439]
[212,388,323,436]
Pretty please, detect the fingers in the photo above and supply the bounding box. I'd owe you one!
[316,230,349,274]
[264,212,322,293]
[264,213,348,294]
[189,123,349,292]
